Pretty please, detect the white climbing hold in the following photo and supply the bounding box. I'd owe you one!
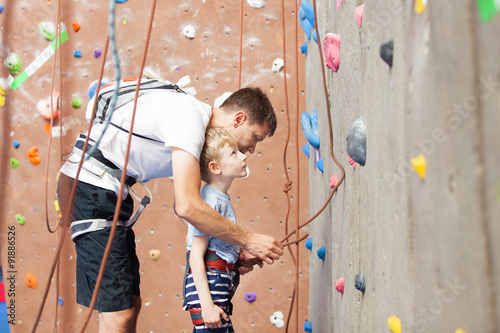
[214,92,233,108]
[270,311,285,328]
[271,58,284,73]
[247,0,266,8]
[182,25,196,39]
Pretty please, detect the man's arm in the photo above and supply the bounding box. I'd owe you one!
[172,148,283,264]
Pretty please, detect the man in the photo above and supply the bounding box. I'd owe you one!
[57,77,283,332]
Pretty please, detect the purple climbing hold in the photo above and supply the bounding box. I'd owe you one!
[93,49,102,58]
[13,141,20,148]
[245,292,257,303]
[58,297,64,306]
[74,49,82,58]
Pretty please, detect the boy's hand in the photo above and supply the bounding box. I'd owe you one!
[202,303,229,329]
[237,248,264,275]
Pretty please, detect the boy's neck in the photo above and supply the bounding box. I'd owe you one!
[206,176,234,195]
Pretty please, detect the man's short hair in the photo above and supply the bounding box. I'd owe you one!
[200,126,239,182]
[220,87,277,136]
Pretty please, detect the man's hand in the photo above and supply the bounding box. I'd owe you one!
[237,248,263,275]
[244,233,283,265]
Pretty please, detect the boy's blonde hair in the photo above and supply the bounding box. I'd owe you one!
[200,126,239,182]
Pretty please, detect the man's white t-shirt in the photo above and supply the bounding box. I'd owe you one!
[60,80,212,196]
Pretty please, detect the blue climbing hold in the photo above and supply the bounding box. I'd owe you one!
[73,49,82,58]
[312,29,319,44]
[298,8,312,40]
[300,42,308,55]
[305,238,313,250]
[13,141,20,149]
[88,79,109,100]
[300,0,315,28]
[316,158,323,173]
[302,144,310,158]
[0,6,4,14]
[116,0,128,3]
[301,109,319,149]
[58,297,64,306]
[317,246,326,261]
[304,320,312,333]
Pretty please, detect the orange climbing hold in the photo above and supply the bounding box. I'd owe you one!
[72,21,81,32]
[28,146,41,165]
[36,90,60,120]
[25,272,38,289]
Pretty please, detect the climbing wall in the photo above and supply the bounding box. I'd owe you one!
[0,1,311,332]
[303,0,500,332]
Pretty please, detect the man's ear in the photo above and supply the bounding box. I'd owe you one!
[232,111,246,128]
[208,161,221,175]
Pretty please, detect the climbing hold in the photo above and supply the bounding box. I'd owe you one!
[302,144,310,158]
[317,246,326,261]
[4,53,22,75]
[355,4,364,27]
[25,272,38,289]
[72,21,81,32]
[93,49,102,58]
[355,272,366,293]
[0,6,4,14]
[214,92,233,108]
[316,159,324,173]
[73,49,82,58]
[149,249,161,260]
[247,0,266,8]
[301,109,319,149]
[380,39,394,68]
[304,321,312,333]
[411,154,427,180]
[72,97,82,108]
[10,157,19,168]
[38,21,56,41]
[244,292,257,303]
[346,116,366,166]
[271,58,284,73]
[348,155,356,168]
[88,79,109,99]
[28,146,41,166]
[183,25,196,39]
[15,213,25,225]
[300,42,308,55]
[312,29,319,43]
[476,0,499,22]
[299,7,312,40]
[37,90,60,120]
[116,0,129,3]
[337,0,343,10]
[323,33,341,72]
[335,277,344,294]
[145,301,151,306]
[305,238,313,250]
[58,297,64,306]
[414,0,427,13]
[13,141,20,149]
[300,0,315,28]
[387,315,401,333]
[329,174,338,188]
[270,311,284,328]
[455,329,467,333]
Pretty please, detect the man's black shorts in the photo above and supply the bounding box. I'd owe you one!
[57,174,140,312]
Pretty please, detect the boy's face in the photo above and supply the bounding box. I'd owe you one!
[234,121,270,154]
[217,143,248,179]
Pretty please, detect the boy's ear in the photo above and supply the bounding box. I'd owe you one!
[233,111,246,128]
[208,161,221,175]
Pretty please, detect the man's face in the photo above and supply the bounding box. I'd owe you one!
[234,121,270,154]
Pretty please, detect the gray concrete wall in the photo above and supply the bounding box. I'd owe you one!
[305,1,500,332]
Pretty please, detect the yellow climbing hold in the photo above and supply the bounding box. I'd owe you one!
[455,329,467,333]
[387,315,401,333]
[411,154,427,180]
[414,0,427,14]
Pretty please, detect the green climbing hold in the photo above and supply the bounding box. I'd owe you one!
[476,0,500,22]
[38,21,56,41]
[15,213,25,225]
[71,97,82,108]
[4,53,22,75]
[10,157,19,168]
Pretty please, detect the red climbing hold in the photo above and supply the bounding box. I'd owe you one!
[323,33,341,72]
[348,155,356,168]
[335,277,344,294]
[355,4,364,28]
[330,174,338,188]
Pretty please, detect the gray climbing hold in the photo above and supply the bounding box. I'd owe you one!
[346,116,366,166]
[355,271,366,293]
[380,39,394,68]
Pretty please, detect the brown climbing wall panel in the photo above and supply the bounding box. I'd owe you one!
[0,1,309,332]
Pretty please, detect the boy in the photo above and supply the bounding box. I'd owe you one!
[183,126,248,332]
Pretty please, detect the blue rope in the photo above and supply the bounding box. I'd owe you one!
[85,0,121,158]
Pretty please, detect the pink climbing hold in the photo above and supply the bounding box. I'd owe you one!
[323,33,341,72]
[335,277,344,294]
[355,4,364,28]
[330,174,338,189]
[348,155,356,168]
[337,0,343,10]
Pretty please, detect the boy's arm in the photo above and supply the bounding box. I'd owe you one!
[172,148,284,263]
[190,236,229,329]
